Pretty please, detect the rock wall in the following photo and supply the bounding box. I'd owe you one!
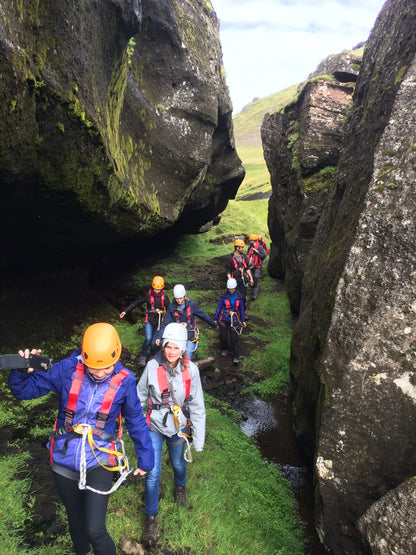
[0,0,244,271]
[278,0,416,553]
[262,53,359,313]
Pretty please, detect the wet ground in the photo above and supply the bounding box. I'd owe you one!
[199,357,325,555]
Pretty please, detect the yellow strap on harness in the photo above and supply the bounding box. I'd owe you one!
[171,405,193,463]
[73,423,128,472]
[230,311,243,335]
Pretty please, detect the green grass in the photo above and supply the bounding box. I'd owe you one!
[230,86,298,202]
[105,401,304,554]
[0,453,33,553]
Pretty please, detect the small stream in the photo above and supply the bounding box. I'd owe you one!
[237,391,326,554]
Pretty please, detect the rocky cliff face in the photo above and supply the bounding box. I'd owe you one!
[262,0,416,553]
[262,52,359,313]
[0,0,244,271]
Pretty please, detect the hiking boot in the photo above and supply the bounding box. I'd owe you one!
[139,355,147,367]
[142,514,158,547]
[221,349,228,356]
[174,484,187,507]
[233,357,239,365]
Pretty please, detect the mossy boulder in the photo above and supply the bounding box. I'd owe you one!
[0,0,244,271]
[287,0,416,552]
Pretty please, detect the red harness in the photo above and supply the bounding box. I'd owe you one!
[219,296,240,321]
[146,357,191,425]
[50,362,129,465]
[144,290,165,323]
[232,255,248,271]
[172,303,193,327]
[248,241,262,268]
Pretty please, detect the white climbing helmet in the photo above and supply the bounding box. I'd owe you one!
[227,278,237,289]
[173,284,186,299]
[162,323,187,353]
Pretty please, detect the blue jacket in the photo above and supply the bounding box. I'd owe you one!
[157,299,217,342]
[8,349,154,473]
[214,291,246,323]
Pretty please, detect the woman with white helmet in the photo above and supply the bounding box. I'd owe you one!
[156,284,218,359]
[137,322,206,548]
[214,278,247,364]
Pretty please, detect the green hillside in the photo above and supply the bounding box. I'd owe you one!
[233,85,298,199]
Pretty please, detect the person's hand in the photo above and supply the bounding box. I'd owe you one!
[120,311,126,319]
[250,278,254,285]
[242,322,247,328]
[133,468,147,477]
[18,348,42,373]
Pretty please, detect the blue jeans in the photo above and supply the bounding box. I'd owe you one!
[145,430,186,515]
[141,322,159,357]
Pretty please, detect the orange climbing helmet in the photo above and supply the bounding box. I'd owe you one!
[234,239,245,248]
[249,234,258,241]
[152,276,164,289]
[82,323,121,369]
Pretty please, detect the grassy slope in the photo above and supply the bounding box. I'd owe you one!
[233,85,298,199]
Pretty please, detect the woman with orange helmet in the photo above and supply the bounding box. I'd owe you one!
[120,276,170,366]
[8,323,154,555]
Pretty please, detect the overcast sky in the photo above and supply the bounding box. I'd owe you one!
[212,0,387,114]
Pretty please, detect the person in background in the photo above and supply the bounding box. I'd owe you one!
[120,276,170,367]
[8,323,154,555]
[258,234,268,256]
[156,284,217,360]
[214,278,247,365]
[226,239,254,303]
[247,234,267,301]
[138,323,206,548]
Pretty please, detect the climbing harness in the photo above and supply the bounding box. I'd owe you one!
[75,422,131,495]
[187,325,199,353]
[248,240,262,269]
[145,291,166,330]
[146,357,194,462]
[219,297,243,335]
[232,255,249,286]
[230,311,243,335]
[50,363,132,494]
[171,404,193,463]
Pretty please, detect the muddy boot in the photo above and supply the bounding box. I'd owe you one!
[174,484,187,507]
[142,514,158,548]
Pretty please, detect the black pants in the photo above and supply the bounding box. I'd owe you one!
[236,280,248,303]
[53,466,116,555]
[220,322,240,358]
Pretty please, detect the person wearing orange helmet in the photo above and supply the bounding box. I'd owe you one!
[225,238,254,303]
[257,234,268,256]
[120,276,170,366]
[8,323,154,555]
[247,234,267,300]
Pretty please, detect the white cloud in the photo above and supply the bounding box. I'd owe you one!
[212,0,387,113]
